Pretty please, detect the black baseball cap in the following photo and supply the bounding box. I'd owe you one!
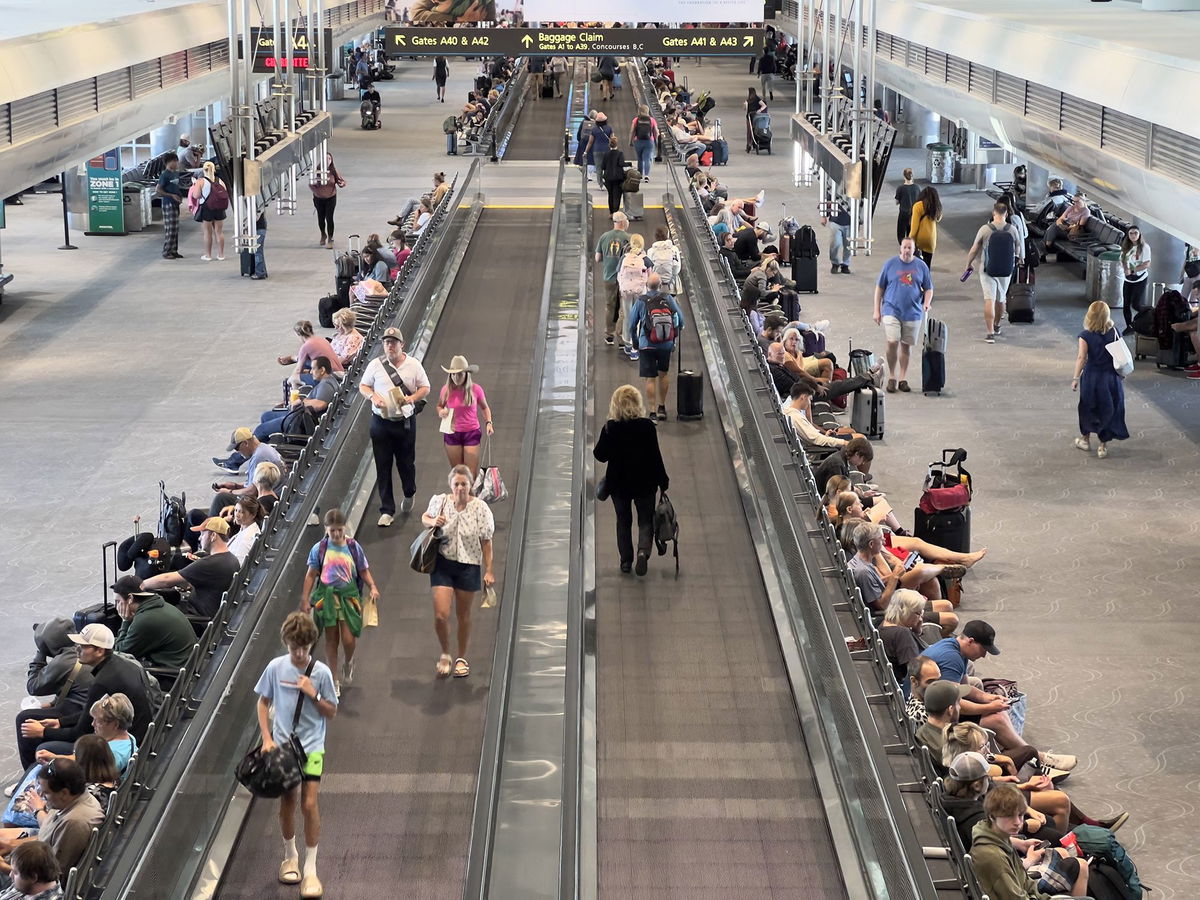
[110,575,143,597]
[963,620,1000,655]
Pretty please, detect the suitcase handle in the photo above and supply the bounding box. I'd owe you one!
[102,540,118,612]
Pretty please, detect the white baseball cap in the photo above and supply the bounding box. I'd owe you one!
[68,623,115,650]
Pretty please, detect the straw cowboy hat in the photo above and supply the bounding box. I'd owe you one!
[441,355,479,374]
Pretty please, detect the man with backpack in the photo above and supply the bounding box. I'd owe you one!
[628,273,685,422]
[964,201,1022,343]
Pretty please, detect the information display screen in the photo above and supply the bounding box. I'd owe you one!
[384,26,761,57]
[250,28,334,74]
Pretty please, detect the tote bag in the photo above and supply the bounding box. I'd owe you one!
[1105,328,1135,377]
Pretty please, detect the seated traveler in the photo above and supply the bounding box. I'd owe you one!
[36,694,137,776]
[142,518,240,619]
[113,584,195,673]
[847,522,958,634]
[206,427,285,513]
[0,761,103,882]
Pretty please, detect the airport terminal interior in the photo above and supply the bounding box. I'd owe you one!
[1,0,1198,897]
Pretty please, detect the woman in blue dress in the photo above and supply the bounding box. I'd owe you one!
[1071,300,1130,458]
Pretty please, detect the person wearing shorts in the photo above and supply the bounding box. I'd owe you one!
[963,202,1022,343]
[255,612,338,899]
[873,237,933,393]
[421,466,495,679]
[435,355,494,479]
[300,509,380,697]
[627,273,685,422]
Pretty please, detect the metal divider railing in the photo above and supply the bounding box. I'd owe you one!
[76,163,472,899]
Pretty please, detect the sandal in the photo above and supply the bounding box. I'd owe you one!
[940,564,968,580]
[436,653,452,677]
[278,857,301,885]
[453,658,470,678]
[1097,445,1108,459]
[1074,437,1090,451]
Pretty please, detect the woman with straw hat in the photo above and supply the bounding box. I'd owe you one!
[435,355,494,477]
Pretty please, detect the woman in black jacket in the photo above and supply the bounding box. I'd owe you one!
[593,385,668,575]
[601,147,628,216]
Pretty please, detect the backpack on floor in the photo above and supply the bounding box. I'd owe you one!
[795,224,820,259]
[1064,825,1147,899]
[653,490,679,577]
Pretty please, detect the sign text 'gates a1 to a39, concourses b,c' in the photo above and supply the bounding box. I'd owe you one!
[383,28,762,57]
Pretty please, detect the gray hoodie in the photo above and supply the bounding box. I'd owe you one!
[27,617,95,720]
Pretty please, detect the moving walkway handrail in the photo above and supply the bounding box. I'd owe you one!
[93,159,481,898]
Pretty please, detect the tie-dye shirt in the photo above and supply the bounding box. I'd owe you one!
[307,540,356,588]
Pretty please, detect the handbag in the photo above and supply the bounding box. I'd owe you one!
[1105,327,1135,377]
[234,660,314,798]
[982,677,1028,736]
[472,440,508,504]
[409,498,446,574]
[362,595,379,627]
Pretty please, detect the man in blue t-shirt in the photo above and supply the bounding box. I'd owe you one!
[628,273,685,422]
[255,612,337,898]
[873,237,933,393]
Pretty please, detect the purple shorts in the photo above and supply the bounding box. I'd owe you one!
[444,428,482,447]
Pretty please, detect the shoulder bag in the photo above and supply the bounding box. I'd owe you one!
[409,497,447,574]
[1104,327,1135,377]
[381,357,427,415]
[235,660,314,798]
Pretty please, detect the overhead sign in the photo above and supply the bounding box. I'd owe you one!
[250,28,334,74]
[525,0,761,21]
[85,150,125,236]
[384,27,762,57]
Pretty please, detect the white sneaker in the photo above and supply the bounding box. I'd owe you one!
[216,255,225,261]
[755,189,765,205]
[342,659,354,686]
[1042,751,1077,771]
[378,513,394,527]
[200,255,212,261]
[811,319,831,333]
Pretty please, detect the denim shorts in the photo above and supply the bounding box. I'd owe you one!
[430,553,482,592]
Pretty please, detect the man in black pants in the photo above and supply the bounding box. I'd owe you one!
[359,328,431,526]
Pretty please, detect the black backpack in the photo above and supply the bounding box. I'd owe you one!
[634,115,653,140]
[653,490,679,577]
[158,484,187,548]
[795,224,820,259]
[280,404,319,437]
[984,224,1016,277]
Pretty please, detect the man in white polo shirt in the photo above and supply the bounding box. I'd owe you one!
[359,327,430,526]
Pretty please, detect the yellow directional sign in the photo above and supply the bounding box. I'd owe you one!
[383,27,762,57]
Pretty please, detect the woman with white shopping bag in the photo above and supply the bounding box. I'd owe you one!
[1071,300,1130,459]
[435,355,494,478]
[420,466,495,679]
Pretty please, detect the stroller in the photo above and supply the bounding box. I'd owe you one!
[360,99,381,130]
[748,112,772,154]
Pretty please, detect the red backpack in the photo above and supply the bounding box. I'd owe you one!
[205,180,230,211]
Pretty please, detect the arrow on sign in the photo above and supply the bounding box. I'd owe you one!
[395,34,406,45]
[521,34,532,47]
[743,35,754,47]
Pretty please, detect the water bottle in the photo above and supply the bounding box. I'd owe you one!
[960,265,973,282]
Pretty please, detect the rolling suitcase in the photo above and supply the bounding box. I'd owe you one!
[1134,332,1158,361]
[851,386,884,439]
[676,339,704,420]
[922,316,948,396]
[778,233,791,262]
[710,139,729,165]
[541,82,554,98]
[1157,331,1195,369]
[791,255,818,293]
[622,189,644,221]
[73,541,122,632]
[1006,265,1036,323]
[239,248,255,277]
[914,507,971,554]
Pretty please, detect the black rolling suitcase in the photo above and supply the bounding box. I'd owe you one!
[791,224,820,293]
[1006,265,1036,322]
[914,449,972,553]
[239,248,255,277]
[922,316,948,396]
[676,337,704,420]
[73,541,123,633]
[541,82,554,99]
[1158,332,1196,369]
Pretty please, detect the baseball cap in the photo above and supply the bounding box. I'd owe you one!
[381,327,404,343]
[68,623,115,650]
[947,751,990,781]
[963,620,1001,655]
[190,516,231,536]
[110,575,143,597]
[923,679,971,715]
[227,427,254,450]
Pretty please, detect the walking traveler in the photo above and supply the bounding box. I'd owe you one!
[894,168,919,246]
[821,202,853,274]
[601,143,628,216]
[188,161,228,262]
[309,153,346,249]
[595,212,631,347]
[1071,301,1130,459]
[1120,226,1151,334]
[628,105,659,180]
[593,385,669,576]
[628,273,685,421]
[433,56,448,102]
[436,355,494,477]
[155,152,186,259]
[255,612,337,899]
[963,201,1022,342]
[647,226,682,293]
[527,56,547,100]
[908,186,942,270]
[586,113,614,187]
[359,328,431,525]
[874,237,933,393]
[301,509,380,697]
[548,56,568,97]
[616,234,651,359]
[757,49,778,101]
[597,56,618,101]
[421,466,495,679]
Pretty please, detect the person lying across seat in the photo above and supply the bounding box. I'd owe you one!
[835,491,988,568]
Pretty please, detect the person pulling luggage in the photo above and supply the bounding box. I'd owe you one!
[628,273,685,422]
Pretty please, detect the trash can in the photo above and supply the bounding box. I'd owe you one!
[1087,249,1123,309]
[926,142,955,184]
[327,74,345,101]
[123,184,148,232]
